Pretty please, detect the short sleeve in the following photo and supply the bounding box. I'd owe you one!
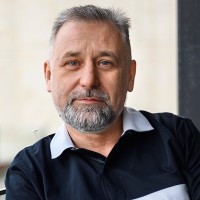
[178,119,200,200]
[5,154,41,200]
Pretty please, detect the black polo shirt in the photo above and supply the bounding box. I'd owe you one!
[5,111,200,199]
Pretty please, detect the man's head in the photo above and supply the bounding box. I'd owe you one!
[44,5,136,134]
[49,5,132,60]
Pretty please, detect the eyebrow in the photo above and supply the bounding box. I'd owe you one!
[94,51,120,65]
[62,51,80,58]
[97,51,118,61]
[61,50,118,61]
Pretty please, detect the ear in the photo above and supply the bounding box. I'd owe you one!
[127,60,136,92]
[44,60,52,92]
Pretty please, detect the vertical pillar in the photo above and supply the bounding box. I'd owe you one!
[178,0,200,129]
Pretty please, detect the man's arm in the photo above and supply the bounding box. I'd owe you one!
[179,118,200,200]
[143,111,200,199]
[158,114,200,199]
[5,156,41,200]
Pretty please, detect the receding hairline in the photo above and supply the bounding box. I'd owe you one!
[50,6,130,39]
[48,20,132,61]
[48,5,132,60]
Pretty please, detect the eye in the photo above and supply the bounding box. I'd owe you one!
[63,60,81,71]
[99,60,112,66]
[100,61,109,65]
[66,61,80,66]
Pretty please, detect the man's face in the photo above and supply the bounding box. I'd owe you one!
[44,21,136,133]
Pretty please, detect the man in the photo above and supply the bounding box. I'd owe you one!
[5,5,200,200]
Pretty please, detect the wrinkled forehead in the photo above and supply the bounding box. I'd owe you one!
[54,22,126,52]
[49,21,131,62]
[55,21,124,43]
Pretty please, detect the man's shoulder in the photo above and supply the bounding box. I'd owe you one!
[24,133,54,154]
[140,110,198,137]
[140,110,184,123]
[10,134,55,168]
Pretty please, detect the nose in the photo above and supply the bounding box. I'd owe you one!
[79,61,99,89]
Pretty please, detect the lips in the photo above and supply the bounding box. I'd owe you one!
[67,89,109,105]
[76,97,102,104]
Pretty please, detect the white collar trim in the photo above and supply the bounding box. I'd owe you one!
[50,107,154,159]
[122,107,154,133]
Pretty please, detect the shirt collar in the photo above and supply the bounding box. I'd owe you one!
[50,107,154,159]
[122,107,154,133]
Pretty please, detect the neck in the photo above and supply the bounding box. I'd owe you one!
[66,116,123,157]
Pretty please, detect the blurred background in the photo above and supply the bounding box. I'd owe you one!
[0,0,177,188]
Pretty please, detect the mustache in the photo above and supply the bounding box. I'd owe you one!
[67,89,110,105]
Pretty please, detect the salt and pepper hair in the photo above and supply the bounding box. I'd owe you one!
[49,5,132,58]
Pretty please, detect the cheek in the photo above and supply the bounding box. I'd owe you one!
[50,77,69,108]
[48,66,81,108]
[104,73,128,106]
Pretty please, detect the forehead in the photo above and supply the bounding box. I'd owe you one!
[53,21,126,53]
[57,20,122,39]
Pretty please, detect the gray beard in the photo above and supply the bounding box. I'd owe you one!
[57,89,124,134]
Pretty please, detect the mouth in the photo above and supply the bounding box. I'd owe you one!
[75,97,103,104]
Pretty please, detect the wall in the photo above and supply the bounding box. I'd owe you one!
[0,0,177,165]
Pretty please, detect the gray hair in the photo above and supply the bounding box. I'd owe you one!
[49,5,131,57]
